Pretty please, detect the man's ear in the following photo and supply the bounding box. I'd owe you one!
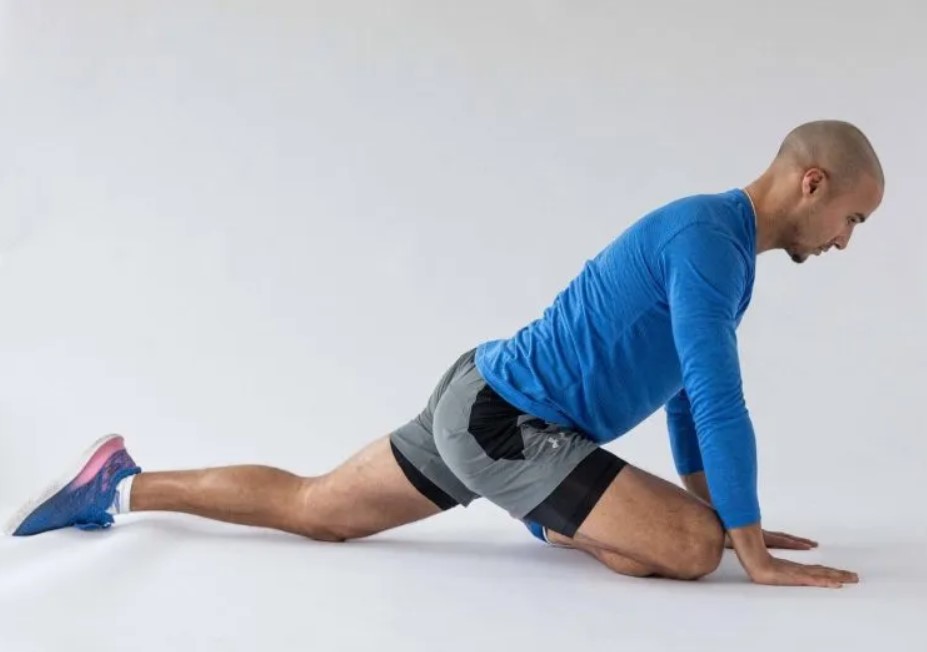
[803,167,828,196]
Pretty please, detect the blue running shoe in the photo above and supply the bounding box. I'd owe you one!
[522,519,554,545]
[523,518,551,544]
[5,434,141,536]
[523,519,573,547]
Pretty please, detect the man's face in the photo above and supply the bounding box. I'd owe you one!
[786,170,883,264]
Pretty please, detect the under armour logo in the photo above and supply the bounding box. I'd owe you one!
[547,436,561,449]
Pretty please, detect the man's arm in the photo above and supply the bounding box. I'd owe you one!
[662,226,759,529]
[664,394,727,505]
[680,470,713,504]
[673,427,819,550]
[665,389,703,476]
[665,390,715,505]
[662,225,855,587]
[665,389,730,513]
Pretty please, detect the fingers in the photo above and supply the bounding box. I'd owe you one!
[766,532,818,550]
[764,534,805,549]
[775,531,818,547]
[809,564,858,584]
[765,531,818,550]
[751,558,859,589]
[794,563,859,588]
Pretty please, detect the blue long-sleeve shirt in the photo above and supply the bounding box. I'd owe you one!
[474,188,759,529]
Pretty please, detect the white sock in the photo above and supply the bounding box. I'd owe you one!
[107,475,136,516]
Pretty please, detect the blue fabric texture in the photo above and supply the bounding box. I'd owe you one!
[477,189,760,529]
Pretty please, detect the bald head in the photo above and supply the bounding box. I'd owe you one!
[774,120,884,192]
[748,120,885,263]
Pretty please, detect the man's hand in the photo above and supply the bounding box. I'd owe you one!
[728,524,858,588]
[681,473,856,587]
[747,556,859,588]
[724,529,818,550]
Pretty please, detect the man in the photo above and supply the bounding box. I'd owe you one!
[6,120,883,588]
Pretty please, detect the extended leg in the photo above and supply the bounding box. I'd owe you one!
[131,435,444,541]
[7,350,477,539]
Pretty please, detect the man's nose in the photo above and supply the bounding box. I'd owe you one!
[834,225,855,250]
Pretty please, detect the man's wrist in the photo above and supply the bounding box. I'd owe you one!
[728,523,772,571]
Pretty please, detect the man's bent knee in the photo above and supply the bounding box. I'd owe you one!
[669,512,725,580]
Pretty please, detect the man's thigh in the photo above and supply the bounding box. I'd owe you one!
[568,464,726,579]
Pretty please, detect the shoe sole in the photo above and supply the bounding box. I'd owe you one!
[3,433,124,536]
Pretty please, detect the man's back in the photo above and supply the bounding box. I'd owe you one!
[475,188,757,444]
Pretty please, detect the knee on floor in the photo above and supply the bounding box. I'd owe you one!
[596,549,655,577]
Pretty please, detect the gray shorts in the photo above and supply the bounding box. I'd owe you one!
[390,348,627,537]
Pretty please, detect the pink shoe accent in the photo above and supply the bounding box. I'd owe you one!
[71,436,126,488]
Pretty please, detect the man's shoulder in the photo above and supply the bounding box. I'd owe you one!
[647,188,745,224]
[638,188,752,249]
[593,188,753,273]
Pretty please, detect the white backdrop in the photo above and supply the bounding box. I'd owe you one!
[0,1,925,651]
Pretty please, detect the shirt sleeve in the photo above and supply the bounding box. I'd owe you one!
[660,224,760,530]
[665,389,704,475]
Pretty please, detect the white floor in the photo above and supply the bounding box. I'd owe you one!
[1,502,924,652]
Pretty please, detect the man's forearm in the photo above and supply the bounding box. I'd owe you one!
[681,471,713,506]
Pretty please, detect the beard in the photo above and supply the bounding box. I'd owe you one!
[785,230,810,263]
[786,204,819,264]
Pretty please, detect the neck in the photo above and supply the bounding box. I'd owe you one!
[744,172,788,254]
